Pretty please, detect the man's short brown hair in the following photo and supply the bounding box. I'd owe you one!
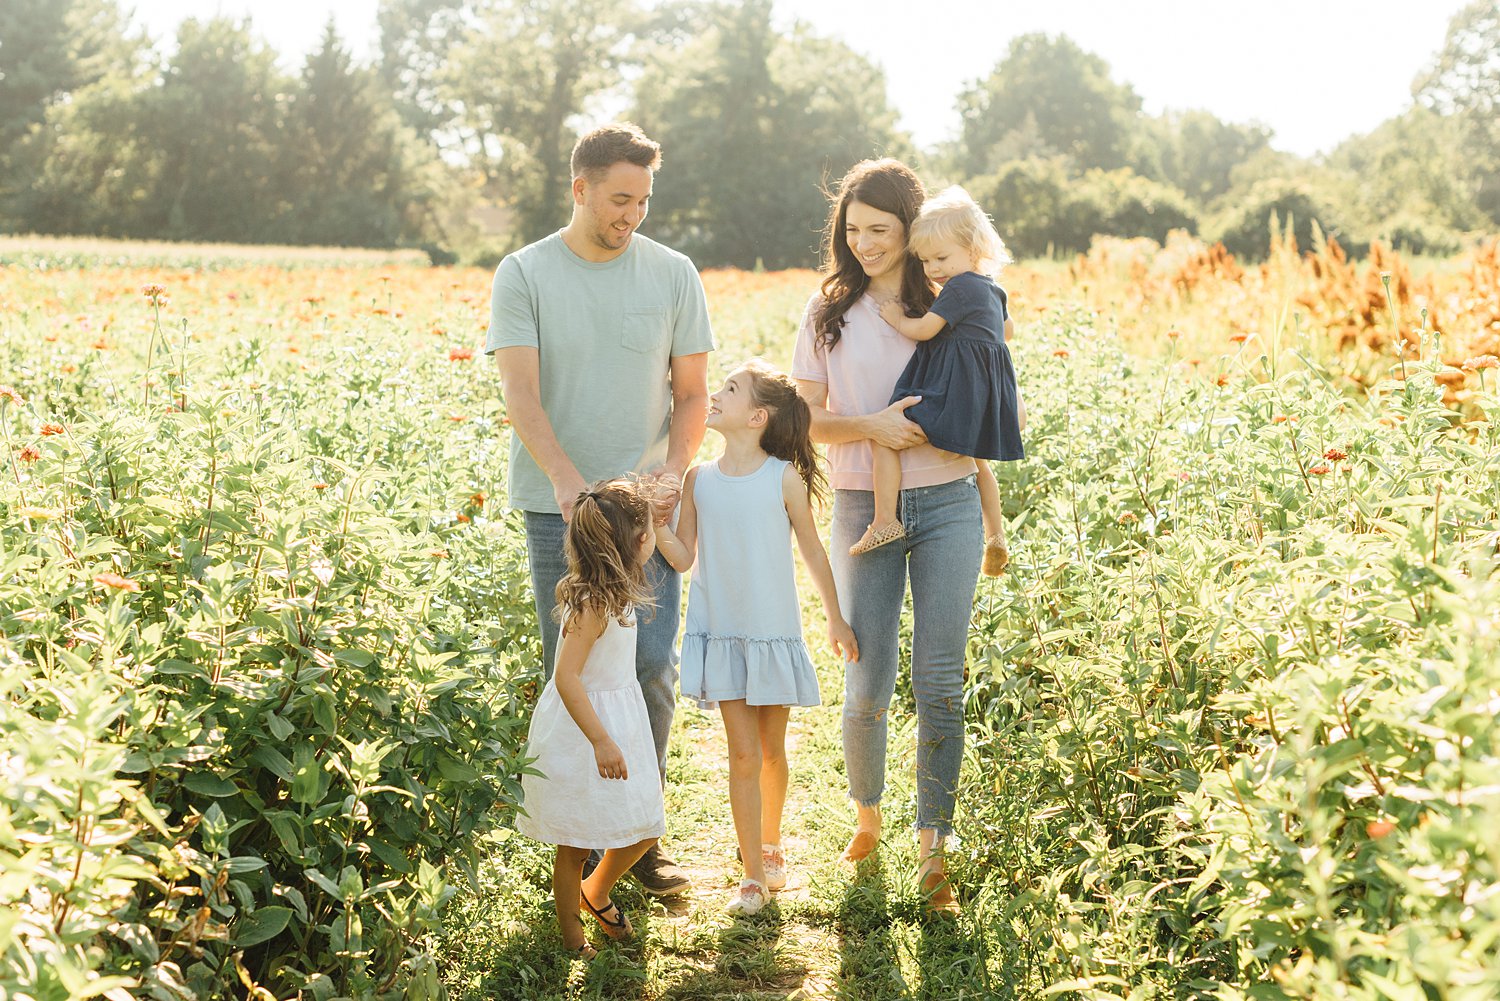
[571,122,662,181]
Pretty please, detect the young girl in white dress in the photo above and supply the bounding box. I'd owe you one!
[654,361,859,916]
[516,479,666,960]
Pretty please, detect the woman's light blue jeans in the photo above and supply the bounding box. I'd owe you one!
[523,511,680,782]
[830,475,981,837]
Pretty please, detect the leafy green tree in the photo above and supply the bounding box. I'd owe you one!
[1154,110,1273,207]
[631,0,907,268]
[0,0,140,229]
[282,20,448,247]
[1329,106,1484,242]
[1209,183,1350,261]
[951,33,1143,178]
[436,0,641,246]
[375,0,472,135]
[138,17,289,241]
[969,159,1196,258]
[1413,0,1500,223]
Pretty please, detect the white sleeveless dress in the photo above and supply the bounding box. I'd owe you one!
[517,610,666,848]
[680,457,822,709]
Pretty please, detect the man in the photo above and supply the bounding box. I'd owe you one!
[487,122,712,895]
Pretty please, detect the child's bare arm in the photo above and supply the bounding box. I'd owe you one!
[878,300,947,342]
[782,467,860,663]
[553,607,628,779]
[652,466,699,572]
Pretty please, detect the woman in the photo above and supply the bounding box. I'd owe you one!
[790,159,981,914]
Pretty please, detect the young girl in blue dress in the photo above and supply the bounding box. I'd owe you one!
[653,361,859,916]
[517,480,665,960]
[851,186,1024,575]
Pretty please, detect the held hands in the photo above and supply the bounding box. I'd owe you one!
[828,615,860,664]
[593,736,628,780]
[642,467,682,526]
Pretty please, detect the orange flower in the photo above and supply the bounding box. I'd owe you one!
[429,548,450,559]
[1462,355,1499,371]
[1366,819,1395,839]
[1118,512,1138,524]
[448,346,475,362]
[1271,414,1297,424]
[312,482,329,491]
[39,422,65,436]
[499,417,512,428]
[1229,333,1249,343]
[456,513,471,523]
[1052,348,1070,359]
[1308,464,1330,475]
[141,283,166,301]
[18,446,41,462]
[1166,330,1181,340]
[448,415,469,423]
[94,571,141,592]
[1323,448,1347,462]
[470,492,486,507]
[1215,374,1230,387]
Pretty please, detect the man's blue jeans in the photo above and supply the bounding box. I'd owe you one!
[829,475,981,837]
[523,511,680,782]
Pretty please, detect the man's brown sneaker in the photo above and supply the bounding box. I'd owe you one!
[630,843,691,896]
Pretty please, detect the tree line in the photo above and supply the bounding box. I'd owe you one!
[2,0,1496,265]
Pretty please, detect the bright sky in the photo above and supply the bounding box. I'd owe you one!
[129,0,1467,157]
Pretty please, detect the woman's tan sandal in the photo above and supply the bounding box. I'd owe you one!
[982,532,1009,576]
[850,520,906,556]
[580,891,633,940]
[920,867,960,916]
[840,829,879,863]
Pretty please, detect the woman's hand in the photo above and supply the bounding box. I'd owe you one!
[828,616,860,664]
[868,397,928,450]
[593,737,628,780]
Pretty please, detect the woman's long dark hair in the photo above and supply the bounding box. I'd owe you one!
[813,158,934,352]
[742,361,826,506]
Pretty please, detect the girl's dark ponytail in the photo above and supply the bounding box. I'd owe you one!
[742,361,827,506]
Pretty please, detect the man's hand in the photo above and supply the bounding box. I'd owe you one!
[869,397,928,450]
[554,472,590,522]
[644,467,682,525]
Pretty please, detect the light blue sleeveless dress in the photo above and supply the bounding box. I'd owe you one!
[680,457,822,709]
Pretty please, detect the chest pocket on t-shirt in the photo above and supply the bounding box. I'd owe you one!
[622,308,669,354]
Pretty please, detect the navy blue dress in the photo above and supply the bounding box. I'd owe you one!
[890,271,1024,462]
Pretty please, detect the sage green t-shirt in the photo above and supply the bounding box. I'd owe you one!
[484,231,715,513]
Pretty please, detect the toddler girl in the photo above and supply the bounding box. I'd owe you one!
[654,361,858,916]
[852,185,1024,576]
[516,479,665,960]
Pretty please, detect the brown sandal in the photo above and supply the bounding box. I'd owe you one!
[982,532,1009,576]
[580,891,633,940]
[920,867,960,916]
[840,829,879,863]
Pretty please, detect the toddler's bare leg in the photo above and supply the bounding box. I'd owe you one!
[850,444,907,555]
[976,459,1010,575]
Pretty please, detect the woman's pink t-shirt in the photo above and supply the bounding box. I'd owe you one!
[791,292,974,492]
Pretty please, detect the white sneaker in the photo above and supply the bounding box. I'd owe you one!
[723,878,769,916]
[761,844,786,892]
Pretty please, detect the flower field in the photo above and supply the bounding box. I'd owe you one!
[2,234,1498,999]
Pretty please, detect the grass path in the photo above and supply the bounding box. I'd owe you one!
[441,636,1001,1000]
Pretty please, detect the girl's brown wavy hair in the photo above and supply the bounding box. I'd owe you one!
[741,361,826,506]
[813,158,934,352]
[554,478,655,633]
